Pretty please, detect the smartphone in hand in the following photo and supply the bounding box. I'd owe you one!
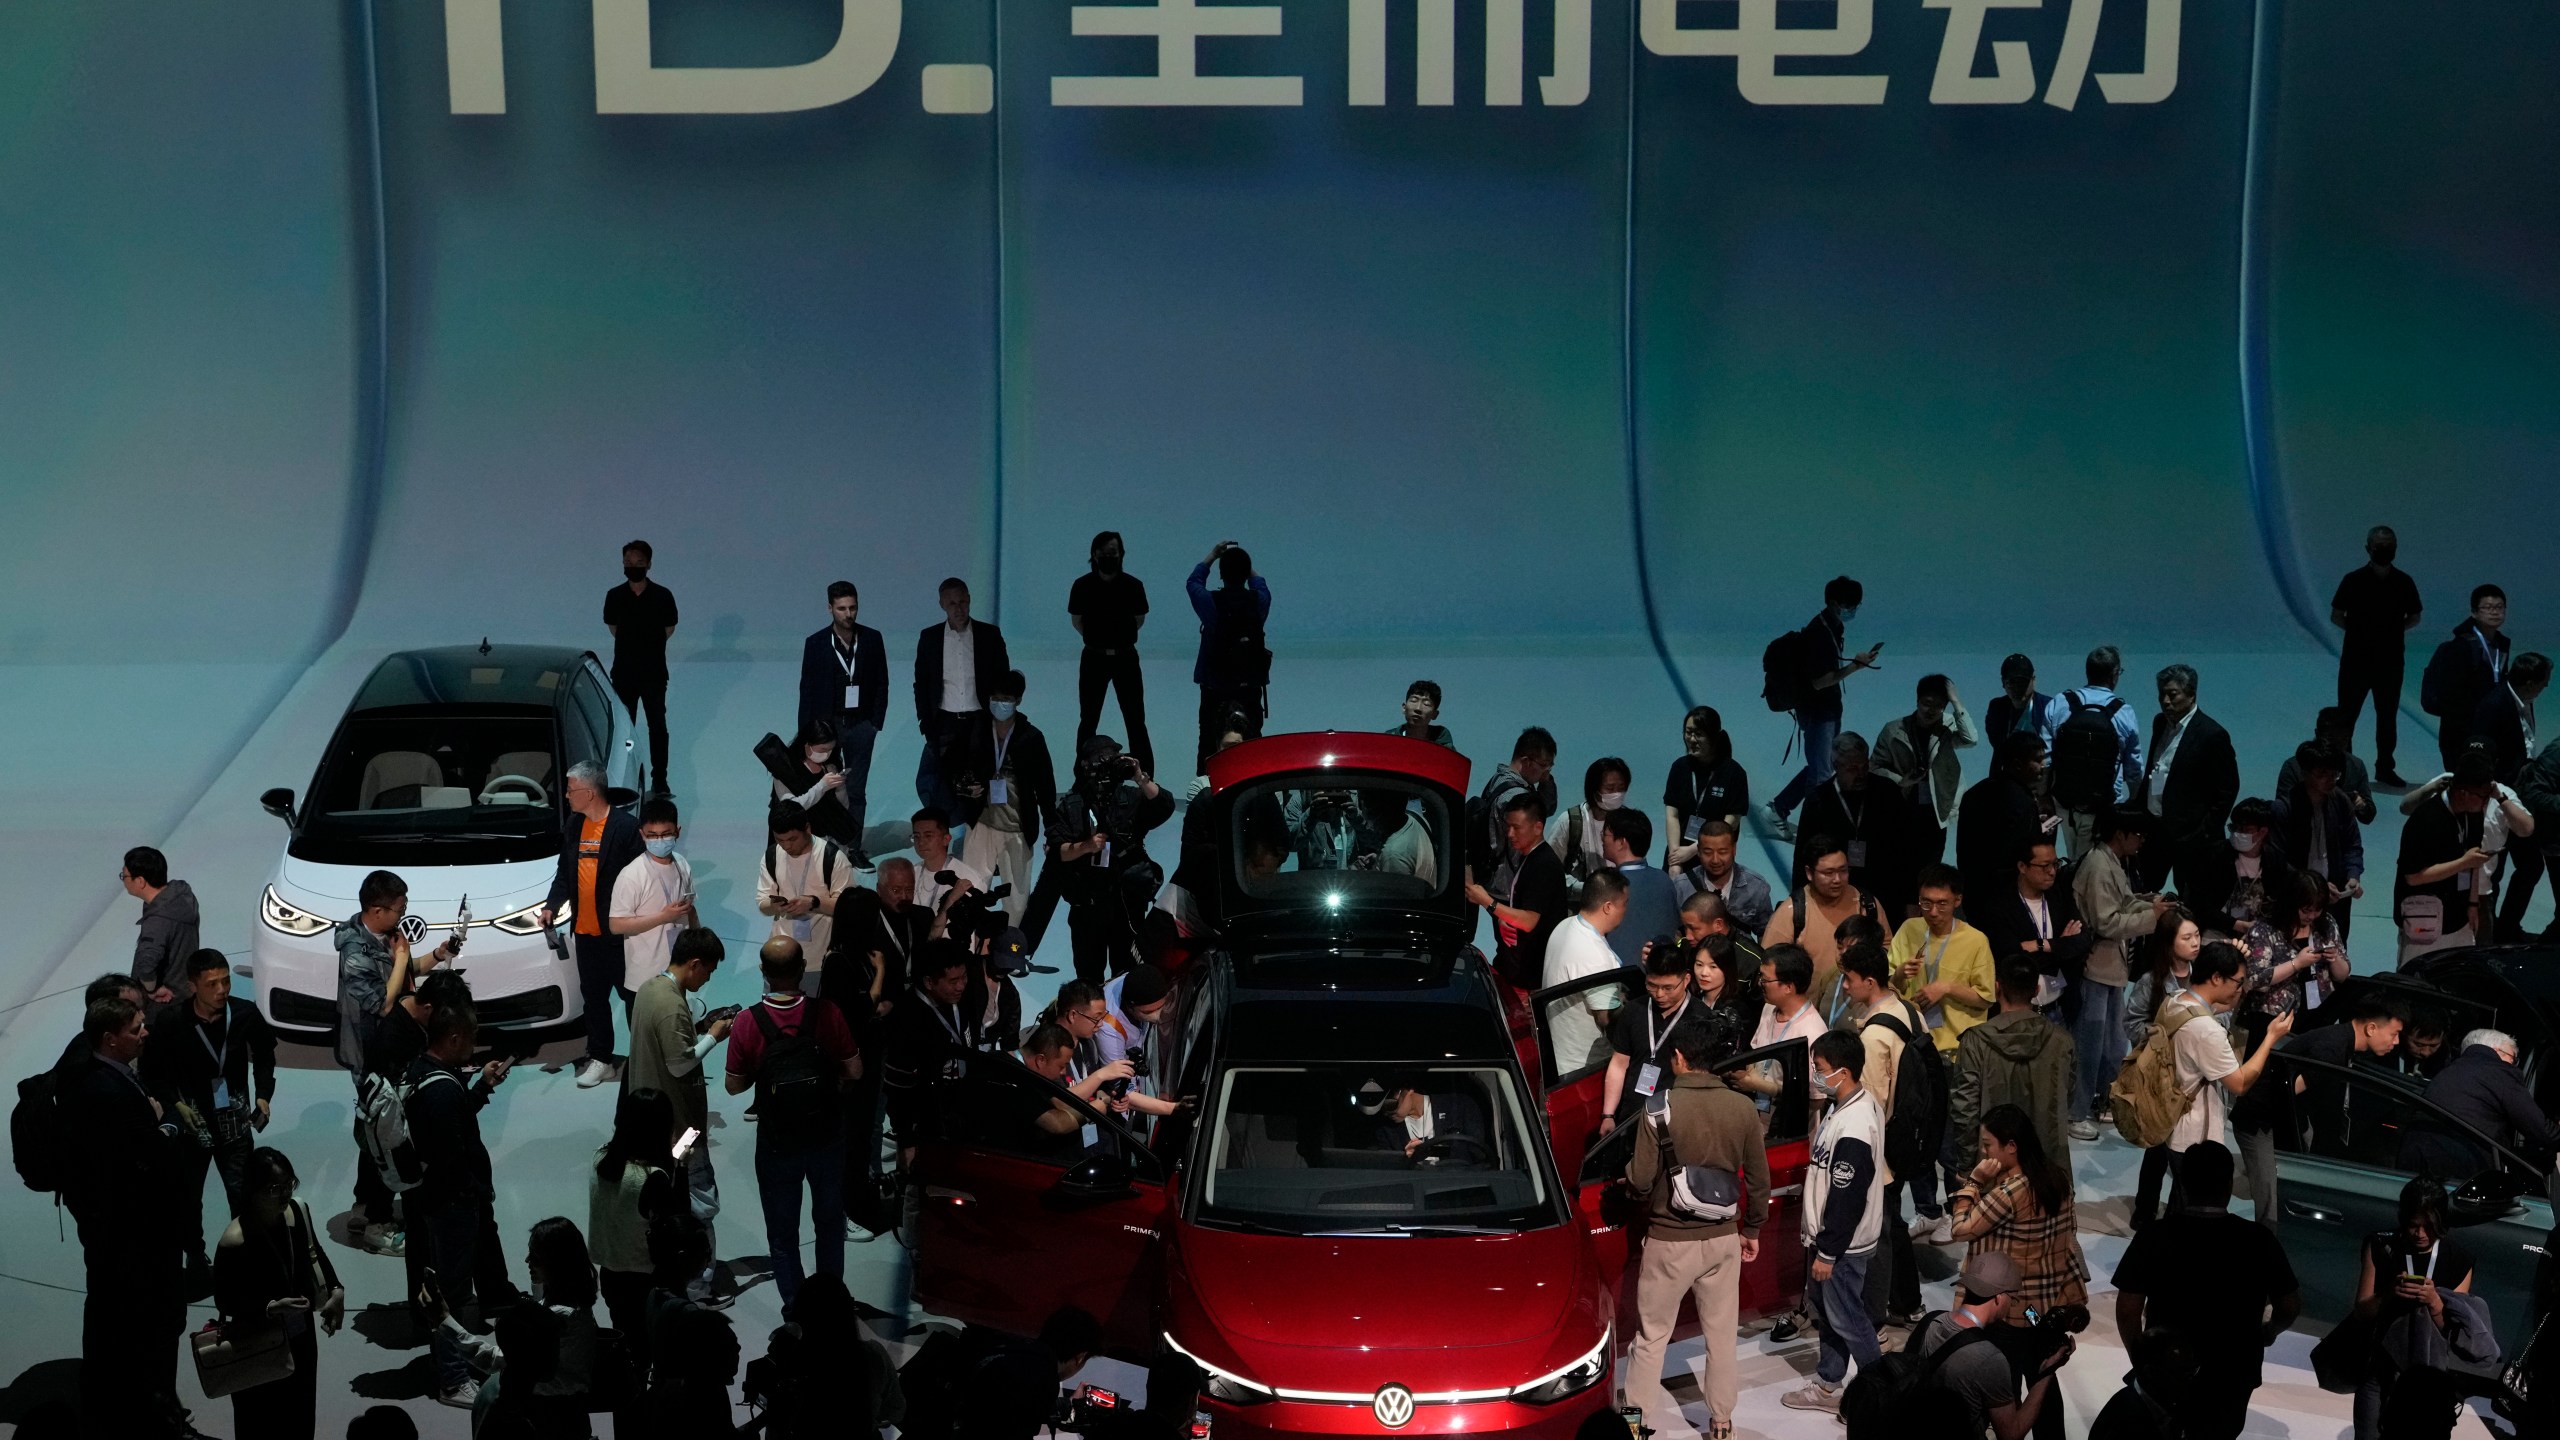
[672,1126,701,1162]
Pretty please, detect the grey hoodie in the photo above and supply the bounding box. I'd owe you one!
[1949,1006,2077,1174]
[134,879,200,995]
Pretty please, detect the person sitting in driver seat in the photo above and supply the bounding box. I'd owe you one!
[1356,1077,1487,1163]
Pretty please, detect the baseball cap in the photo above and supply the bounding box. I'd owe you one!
[1959,1252,2023,1298]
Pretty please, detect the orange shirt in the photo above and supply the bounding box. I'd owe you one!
[575,814,606,936]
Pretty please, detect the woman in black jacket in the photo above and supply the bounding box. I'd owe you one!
[213,1147,344,1440]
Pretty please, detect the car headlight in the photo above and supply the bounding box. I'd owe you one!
[490,899,564,935]
[260,886,333,938]
[1510,1330,1610,1404]
[1162,1332,1272,1406]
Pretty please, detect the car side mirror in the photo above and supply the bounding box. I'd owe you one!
[605,785,641,810]
[1049,1148,1137,1208]
[2449,1171,2527,1223]
[260,788,296,823]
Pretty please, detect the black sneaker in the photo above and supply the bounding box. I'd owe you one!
[2376,767,2408,788]
[743,1100,760,1123]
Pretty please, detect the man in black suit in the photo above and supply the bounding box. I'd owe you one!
[1973,838,2093,997]
[798,580,890,863]
[1956,732,2050,909]
[2137,664,2239,897]
[913,577,1011,814]
[945,670,1057,911]
[541,762,646,1087]
[62,995,191,1437]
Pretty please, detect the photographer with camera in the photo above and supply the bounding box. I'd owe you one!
[882,942,979,1168]
[141,948,276,1294]
[964,1305,1110,1440]
[1891,1252,2073,1440]
[1032,736,1176,984]
[910,808,992,930]
[1094,963,1182,1121]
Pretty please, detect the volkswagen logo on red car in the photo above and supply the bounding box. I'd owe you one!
[1371,1384,1415,1429]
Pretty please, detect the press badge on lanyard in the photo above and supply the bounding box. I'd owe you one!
[989,728,1013,806]
[837,640,860,711]
[1635,999,1690,1098]
[1920,935,1952,1031]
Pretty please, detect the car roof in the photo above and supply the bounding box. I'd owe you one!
[350,646,592,713]
[1218,958,1515,1065]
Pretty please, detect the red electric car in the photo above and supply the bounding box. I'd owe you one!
[912,734,1812,1436]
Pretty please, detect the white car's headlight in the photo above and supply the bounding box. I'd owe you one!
[1163,1332,1272,1406]
[490,899,563,935]
[260,886,333,938]
[1510,1330,1610,1404]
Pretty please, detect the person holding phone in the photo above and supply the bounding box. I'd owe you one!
[611,797,698,1009]
[2348,1177,2475,1439]
[627,928,733,1304]
[404,996,514,1409]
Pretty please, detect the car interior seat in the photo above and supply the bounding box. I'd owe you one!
[360,751,446,810]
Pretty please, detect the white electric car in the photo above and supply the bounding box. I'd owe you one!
[253,645,646,1037]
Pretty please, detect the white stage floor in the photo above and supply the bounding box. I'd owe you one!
[0,639,2471,1436]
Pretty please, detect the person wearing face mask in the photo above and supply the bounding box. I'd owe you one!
[1069,530,1154,776]
[766,720,862,855]
[604,539,679,796]
[1554,756,1632,885]
[1664,705,1749,876]
[1386,679,1454,749]
[945,670,1057,913]
[612,796,699,1009]
[1874,673,1980,875]
[2189,796,2282,935]
[1766,575,1883,842]
[1781,1030,1887,1418]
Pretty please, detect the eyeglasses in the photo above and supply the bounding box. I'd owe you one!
[2022,858,2058,872]
[1812,864,1850,880]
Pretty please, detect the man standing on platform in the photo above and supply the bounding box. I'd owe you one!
[1070,532,1153,776]
[604,539,678,796]
[914,576,1009,814]
[948,670,1057,911]
[2330,526,2422,785]
[798,581,889,865]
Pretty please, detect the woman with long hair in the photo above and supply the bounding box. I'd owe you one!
[214,1147,344,1440]
[424,1216,610,1438]
[1664,707,1748,877]
[2123,905,2200,1228]
[591,1087,677,1337]
[1949,1104,2090,1440]
[2241,867,2353,1022]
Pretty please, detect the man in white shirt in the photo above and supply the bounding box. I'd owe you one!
[909,808,992,929]
[2161,941,2291,1166]
[1541,871,1629,1075]
[1746,944,1831,1117]
[914,577,1010,815]
[610,798,698,1000]
[756,801,856,990]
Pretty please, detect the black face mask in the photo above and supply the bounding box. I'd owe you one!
[624,566,649,583]
[1094,554,1123,576]
[2369,544,2397,566]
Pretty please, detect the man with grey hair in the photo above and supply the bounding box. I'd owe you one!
[542,761,646,1087]
[2137,663,2238,895]
[2401,1027,2558,1177]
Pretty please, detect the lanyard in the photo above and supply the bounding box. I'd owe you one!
[1833,780,1864,833]
[2027,897,2051,941]
[929,1001,967,1045]
[1924,933,1953,984]
[1647,998,1690,1059]
[2477,629,2503,681]
[195,1011,230,1082]
[833,633,859,680]
[991,723,1014,774]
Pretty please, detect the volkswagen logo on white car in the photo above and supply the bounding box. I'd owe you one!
[397,914,429,946]
[1371,1384,1415,1429]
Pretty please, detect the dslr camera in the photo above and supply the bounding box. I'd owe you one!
[1103,1045,1150,1102]
[1996,1303,2089,1376]
[1048,1383,1152,1439]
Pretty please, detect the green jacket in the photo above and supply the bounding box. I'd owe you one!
[1949,1007,2077,1174]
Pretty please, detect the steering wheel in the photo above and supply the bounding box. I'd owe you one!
[477,774,549,807]
[1411,1134,1495,1170]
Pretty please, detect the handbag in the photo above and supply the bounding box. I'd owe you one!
[192,1318,294,1398]
[2310,1311,2376,1394]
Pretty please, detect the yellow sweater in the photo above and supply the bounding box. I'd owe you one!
[1888,918,1996,1052]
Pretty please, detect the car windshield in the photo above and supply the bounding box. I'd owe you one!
[1230,779,1451,903]
[1197,1064,1550,1232]
[291,715,562,865]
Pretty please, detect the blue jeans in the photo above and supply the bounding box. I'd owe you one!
[1811,1248,1881,1386]
[574,932,630,1064]
[2071,977,2129,1121]
[755,1138,844,1309]
[1771,713,1841,818]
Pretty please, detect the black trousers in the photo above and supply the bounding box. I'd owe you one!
[76,1203,182,1438]
[230,1325,319,1440]
[1077,647,1152,775]
[575,931,629,1065]
[175,1120,253,1265]
[1197,682,1265,768]
[615,673,670,792]
[2336,650,2404,772]
[2498,845,2559,938]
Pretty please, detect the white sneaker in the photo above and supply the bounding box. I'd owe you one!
[2069,1119,2102,1142]
[437,1379,481,1409]
[575,1059,618,1089]
[1907,1213,1939,1240]
[1780,1382,1841,1414]
[1926,1214,1953,1245]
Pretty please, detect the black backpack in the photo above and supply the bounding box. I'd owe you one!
[11,1065,68,1194]
[2049,690,2127,813]
[1760,629,1810,712]
[2419,638,2465,718]
[1862,1008,1943,1179]
[743,1002,838,1141]
[1840,1314,1998,1434]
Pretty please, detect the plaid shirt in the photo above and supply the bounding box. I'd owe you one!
[2240,918,2346,1017]
[1952,1170,2090,1318]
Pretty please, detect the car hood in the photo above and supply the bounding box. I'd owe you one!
[277,855,555,913]
[1173,1222,1595,1376]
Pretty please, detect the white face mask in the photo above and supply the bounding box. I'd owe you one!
[988,700,1017,722]
[1599,790,1627,811]
[644,836,678,859]
[2230,832,2259,854]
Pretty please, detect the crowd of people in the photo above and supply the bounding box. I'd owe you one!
[26,527,2560,1439]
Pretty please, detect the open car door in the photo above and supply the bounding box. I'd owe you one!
[1529,971,1643,1310]
[1717,1036,1814,1324]
[911,1048,1173,1353]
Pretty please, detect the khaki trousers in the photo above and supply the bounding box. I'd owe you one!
[960,815,1034,915]
[1626,1231,1742,1435]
